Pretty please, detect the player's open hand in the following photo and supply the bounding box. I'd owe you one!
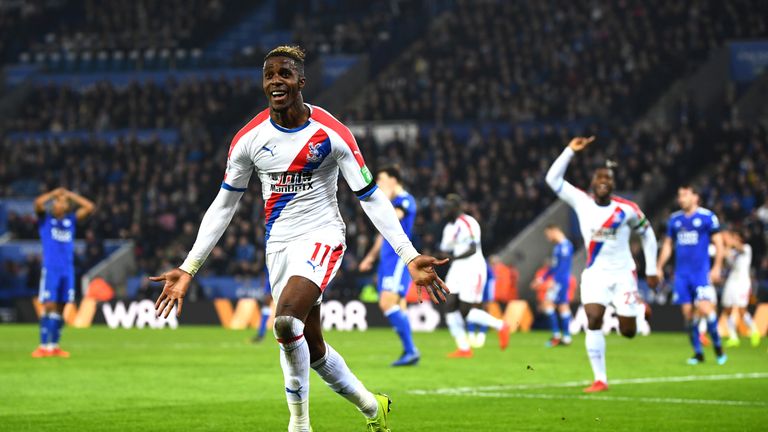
[149,268,193,318]
[358,256,375,273]
[407,255,450,304]
[568,136,595,152]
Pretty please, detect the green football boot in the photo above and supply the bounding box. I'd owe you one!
[365,393,392,431]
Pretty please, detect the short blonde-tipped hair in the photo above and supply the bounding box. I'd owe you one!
[264,45,306,75]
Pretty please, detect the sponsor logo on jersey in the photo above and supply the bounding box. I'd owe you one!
[361,165,373,183]
[51,227,73,242]
[270,171,314,193]
[677,230,699,245]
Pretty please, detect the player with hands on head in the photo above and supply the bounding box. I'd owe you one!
[31,187,95,358]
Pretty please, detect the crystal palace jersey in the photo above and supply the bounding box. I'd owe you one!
[554,183,649,273]
[440,213,485,269]
[666,208,720,275]
[223,105,375,252]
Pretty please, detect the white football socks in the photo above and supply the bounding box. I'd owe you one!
[311,343,378,419]
[274,316,311,432]
[445,311,470,351]
[585,329,607,383]
[466,308,504,330]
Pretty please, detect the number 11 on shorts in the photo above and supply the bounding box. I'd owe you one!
[308,242,332,270]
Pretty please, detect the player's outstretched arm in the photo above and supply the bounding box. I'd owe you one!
[63,189,96,221]
[545,137,594,202]
[358,188,450,304]
[150,188,244,317]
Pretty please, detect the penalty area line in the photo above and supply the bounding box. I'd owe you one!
[409,372,768,394]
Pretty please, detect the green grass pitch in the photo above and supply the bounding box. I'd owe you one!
[1,325,766,431]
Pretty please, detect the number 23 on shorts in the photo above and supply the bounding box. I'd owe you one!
[623,290,642,305]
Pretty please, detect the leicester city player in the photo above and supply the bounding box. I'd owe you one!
[657,185,726,365]
[31,187,95,358]
[535,224,574,347]
[359,166,420,366]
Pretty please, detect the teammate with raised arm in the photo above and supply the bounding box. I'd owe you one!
[31,187,95,358]
[359,165,421,366]
[545,137,659,393]
[149,46,449,432]
[657,185,727,365]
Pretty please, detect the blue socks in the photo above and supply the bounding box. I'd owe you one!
[706,312,723,353]
[546,309,560,337]
[560,311,572,338]
[39,314,50,345]
[258,306,271,339]
[688,320,703,355]
[39,312,63,347]
[385,306,416,355]
[49,312,63,345]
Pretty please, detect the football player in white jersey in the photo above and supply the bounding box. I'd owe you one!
[440,194,510,358]
[721,229,760,347]
[545,137,659,393]
[149,46,450,432]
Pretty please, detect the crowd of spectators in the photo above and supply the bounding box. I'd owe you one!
[288,0,433,56]
[12,0,251,69]
[344,0,767,124]
[7,77,261,132]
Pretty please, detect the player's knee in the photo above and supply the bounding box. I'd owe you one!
[586,315,603,330]
[273,315,303,340]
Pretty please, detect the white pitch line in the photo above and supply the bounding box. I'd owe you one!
[409,372,768,395]
[412,390,767,407]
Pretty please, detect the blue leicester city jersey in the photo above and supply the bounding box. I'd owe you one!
[545,239,573,283]
[667,208,720,275]
[380,191,417,265]
[39,212,76,271]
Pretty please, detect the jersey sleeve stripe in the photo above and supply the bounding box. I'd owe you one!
[611,195,644,217]
[228,108,270,159]
[457,215,475,237]
[221,182,246,192]
[355,183,378,200]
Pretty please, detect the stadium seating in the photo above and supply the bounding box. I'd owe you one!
[344,0,767,123]
[1,0,767,303]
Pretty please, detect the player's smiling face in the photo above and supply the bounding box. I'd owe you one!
[262,57,304,111]
[591,168,614,199]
